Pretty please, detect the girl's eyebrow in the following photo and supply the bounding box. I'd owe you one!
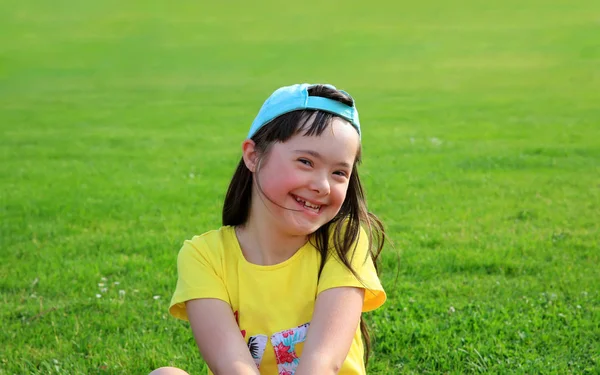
[293,149,351,169]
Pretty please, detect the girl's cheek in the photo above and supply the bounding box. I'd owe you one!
[284,175,306,190]
[331,185,348,205]
[268,170,301,192]
[279,167,305,184]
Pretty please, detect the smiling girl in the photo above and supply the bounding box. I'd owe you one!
[151,84,387,375]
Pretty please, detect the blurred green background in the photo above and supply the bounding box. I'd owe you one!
[1,0,599,373]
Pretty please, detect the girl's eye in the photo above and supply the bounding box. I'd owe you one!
[298,158,312,166]
[333,171,348,178]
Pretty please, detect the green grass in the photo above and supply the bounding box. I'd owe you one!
[1,0,599,373]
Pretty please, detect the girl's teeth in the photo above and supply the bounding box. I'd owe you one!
[295,196,320,211]
[304,204,319,212]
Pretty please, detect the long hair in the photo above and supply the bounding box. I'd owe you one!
[222,85,385,363]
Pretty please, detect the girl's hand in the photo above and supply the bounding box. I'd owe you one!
[186,298,260,375]
[295,287,365,375]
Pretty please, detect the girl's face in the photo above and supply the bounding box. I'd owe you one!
[251,117,360,236]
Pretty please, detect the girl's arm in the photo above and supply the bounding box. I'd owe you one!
[186,298,259,375]
[295,286,365,375]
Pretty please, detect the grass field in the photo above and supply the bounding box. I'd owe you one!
[1,0,599,373]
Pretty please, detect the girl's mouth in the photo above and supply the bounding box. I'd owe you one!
[292,195,321,213]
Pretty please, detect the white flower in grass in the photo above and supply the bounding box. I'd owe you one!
[96,294,102,298]
[448,306,456,314]
[114,281,120,285]
[101,288,108,293]
[98,283,105,287]
[430,137,442,146]
[101,277,107,281]
[119,290,126,298]
[153,295,161,300]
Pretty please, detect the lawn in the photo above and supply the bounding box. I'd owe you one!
[1,0,599,373]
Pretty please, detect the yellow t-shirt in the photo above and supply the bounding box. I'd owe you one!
[169,225,386,375]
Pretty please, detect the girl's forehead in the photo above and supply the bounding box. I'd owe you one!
[300,117,358,140]
[280,118,360,157]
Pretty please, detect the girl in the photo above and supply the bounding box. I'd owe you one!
[151,83,387,375]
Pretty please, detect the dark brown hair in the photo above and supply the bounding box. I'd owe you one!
[222,85,385,363]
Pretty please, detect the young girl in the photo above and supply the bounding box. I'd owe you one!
[151,83,387,375]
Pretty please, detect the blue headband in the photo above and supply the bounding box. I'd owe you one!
[247,83,361,139]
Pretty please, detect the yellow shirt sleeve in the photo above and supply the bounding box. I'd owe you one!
[317,226,386,312]
[169,235,230,321]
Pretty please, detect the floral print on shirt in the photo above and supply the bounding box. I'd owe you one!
[236,310,310,374]
[270,323,310,375]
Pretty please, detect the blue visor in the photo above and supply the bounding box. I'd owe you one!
[247,83,361,139]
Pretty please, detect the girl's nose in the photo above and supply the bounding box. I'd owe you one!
[311,175,330,195]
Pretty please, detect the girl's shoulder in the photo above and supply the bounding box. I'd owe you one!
[180,226,237,262]
[187,225,235,245]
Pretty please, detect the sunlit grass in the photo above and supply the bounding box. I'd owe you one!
[1,0,599,373]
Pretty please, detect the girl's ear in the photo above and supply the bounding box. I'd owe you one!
[241,139,258,172]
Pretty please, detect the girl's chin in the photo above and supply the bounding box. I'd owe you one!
[286,217,330,235]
